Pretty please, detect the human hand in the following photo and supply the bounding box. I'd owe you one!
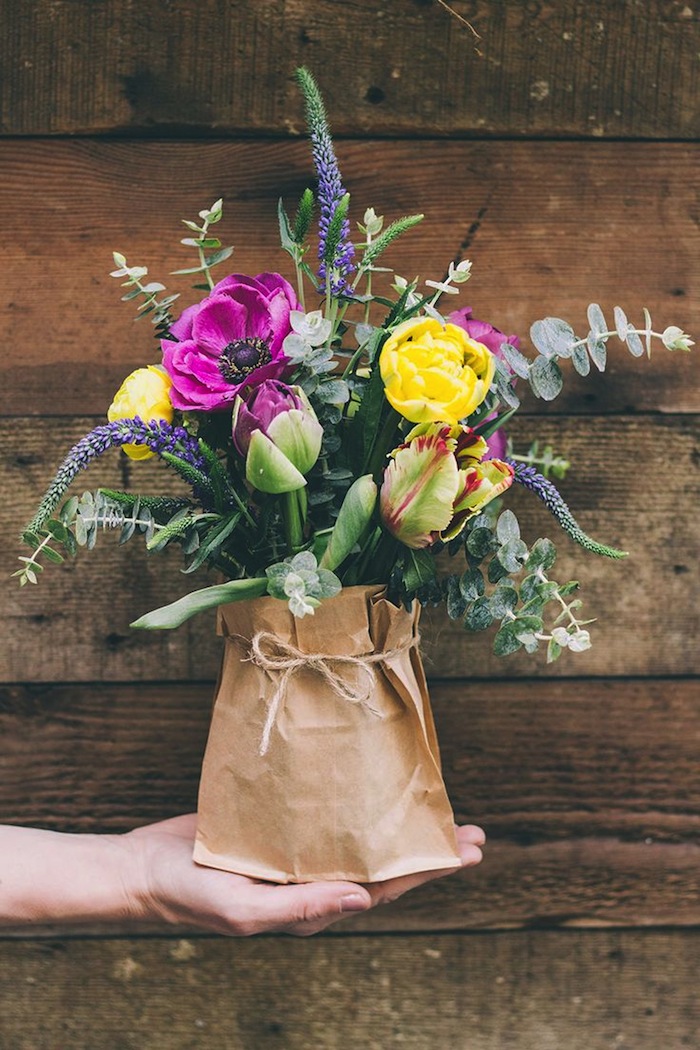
[121,814,485,937]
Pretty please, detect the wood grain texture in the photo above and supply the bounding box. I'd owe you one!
[2,0,700,138]
[1,931,699,1049]
[1,138,697,417]
[3,414,698,682]
[2,678,699,932]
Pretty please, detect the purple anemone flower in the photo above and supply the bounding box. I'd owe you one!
[162,273,300,412]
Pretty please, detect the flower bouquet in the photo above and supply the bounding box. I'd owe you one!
[18,69,691,881]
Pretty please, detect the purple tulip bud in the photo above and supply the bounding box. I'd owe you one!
[232,380,305,456]
[232,380,324,492]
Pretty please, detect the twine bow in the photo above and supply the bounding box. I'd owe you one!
[247,630,417,756]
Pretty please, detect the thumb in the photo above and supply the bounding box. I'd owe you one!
[257,880,372,933]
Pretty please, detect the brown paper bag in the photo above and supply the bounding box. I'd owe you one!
[193,584,460,882]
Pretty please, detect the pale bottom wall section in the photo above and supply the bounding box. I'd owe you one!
[0,930,697,1050]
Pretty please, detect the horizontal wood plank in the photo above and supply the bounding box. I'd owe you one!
[1,139,697,416]
[1,931,699,1049]
[2,1,700,138]
[2,678,699,932]
[3,414,698,682]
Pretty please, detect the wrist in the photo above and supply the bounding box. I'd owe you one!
[0,825,144,927]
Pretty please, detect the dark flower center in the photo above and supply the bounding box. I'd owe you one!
[218,338,271,384]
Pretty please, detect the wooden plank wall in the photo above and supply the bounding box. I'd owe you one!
[0,2,698,1047]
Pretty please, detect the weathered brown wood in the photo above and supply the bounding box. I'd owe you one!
[3,414,698,682]
[2,678,699,933]
[2,1,700,139]
[1,931,699,1049]
[1,138,697,417]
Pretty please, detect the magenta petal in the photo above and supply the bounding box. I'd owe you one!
[168,302,199,342]
[192,295,251,353]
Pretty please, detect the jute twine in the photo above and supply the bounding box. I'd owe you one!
[245,630,418,755]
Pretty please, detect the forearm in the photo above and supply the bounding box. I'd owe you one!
[0,825,138,926]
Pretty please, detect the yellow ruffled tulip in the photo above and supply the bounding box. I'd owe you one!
[379,317,495,425]
[108,366,174,460]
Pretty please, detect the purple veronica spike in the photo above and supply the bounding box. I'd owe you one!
[26,419,208,534]
[509,462,627,559]
[296,67,355,295]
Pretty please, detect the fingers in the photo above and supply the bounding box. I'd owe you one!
[244,879,373,936]
[364,823,486,908]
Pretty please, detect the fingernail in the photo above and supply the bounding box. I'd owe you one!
[340,893,370,913]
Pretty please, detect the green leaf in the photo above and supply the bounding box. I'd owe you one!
[46,519,69,543]
[446,575,467,619]
[500,342,530,380]
[546,637,563,663]
[403,549,437,593]
[529,356,564,401]
[204,246,234,268]
[459,567,484,602]
[497,538,528,573]
[320,475,377,572]
[587,335,607,372]
[496,509,520,544]
[493,622,523,656]
[131,577,268,630]
[42,546,64,565]
[464,596,493,632]
[466,527,494,560]
[489,585,518,618]
[572,344,591,376]
[613,306,628,341]
[21,530,42,548]
[626,329,645,357]
[530,318,576,360]
[525,537,557,572]
[587,303,607,338]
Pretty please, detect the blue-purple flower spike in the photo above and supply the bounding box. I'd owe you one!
[509,462,628,559]
[26,419,208,534]
[295,67,355,295]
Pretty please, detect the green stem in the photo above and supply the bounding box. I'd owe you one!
[284,490,304,554]
[365,407,401,480]
[198,216,215,291]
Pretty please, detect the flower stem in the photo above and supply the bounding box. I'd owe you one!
[284,490,304,554]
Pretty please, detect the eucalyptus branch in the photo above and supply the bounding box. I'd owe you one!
[172,199,234,291]
[109,253,180,337]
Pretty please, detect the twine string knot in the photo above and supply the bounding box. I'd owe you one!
[247,630,416,755]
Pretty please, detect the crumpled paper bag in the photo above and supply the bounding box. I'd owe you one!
[193,585,460,882]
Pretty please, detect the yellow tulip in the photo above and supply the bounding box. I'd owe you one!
[107,366,174,460]
[379,317,495,425]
